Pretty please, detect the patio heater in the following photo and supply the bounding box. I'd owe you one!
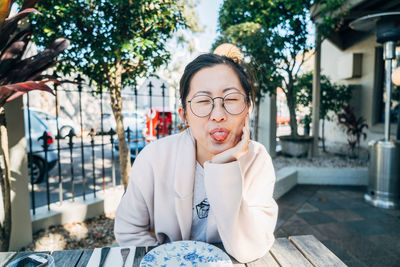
[350,12,400,209]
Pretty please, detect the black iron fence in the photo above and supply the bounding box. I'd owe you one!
[25,77,180,214]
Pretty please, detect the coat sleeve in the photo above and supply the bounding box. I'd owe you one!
[114,149,158,247]
[203,142,278,263]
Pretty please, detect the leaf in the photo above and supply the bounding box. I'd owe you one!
[4,7,39,22]
[21,0,41,10]
[0,8,38,50]
[0,80,54,106]
[0,0,11,30]
[5,37,69,83]
[0,30,31,74]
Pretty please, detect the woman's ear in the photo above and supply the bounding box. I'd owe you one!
[178,107,186,123]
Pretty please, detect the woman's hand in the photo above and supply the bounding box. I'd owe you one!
[211,115,250,164]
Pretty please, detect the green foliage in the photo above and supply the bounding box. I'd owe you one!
[295,71,352,122]
[312,0,348,38]
[28,0,186,88]
[215,0,313,136]
[212,22,282,101]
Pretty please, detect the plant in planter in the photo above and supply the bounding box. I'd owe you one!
[337,105,368,158]
[0,0,69,251]
[295,72,352,151]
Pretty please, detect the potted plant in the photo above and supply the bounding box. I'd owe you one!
[337,104,368,158]
[295,72,353,152]
[0,0,69,251]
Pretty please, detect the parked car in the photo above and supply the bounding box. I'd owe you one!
[24,109,58,184]
[99,113,146,134]
[114,128,146,163]
[30,108,80,138]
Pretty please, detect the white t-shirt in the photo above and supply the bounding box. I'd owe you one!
[189,161,209,241]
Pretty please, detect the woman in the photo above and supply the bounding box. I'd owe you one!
[114,51,278,263]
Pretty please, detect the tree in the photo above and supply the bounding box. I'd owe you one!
[29,0,187,188]
[216,0,312,138]
[0,0,69,251]
[295,71,352,150]
[212,22,282,140]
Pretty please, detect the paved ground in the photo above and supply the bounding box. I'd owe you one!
[276,185,400,267]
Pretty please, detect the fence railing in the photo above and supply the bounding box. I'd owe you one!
[25,77,180,214]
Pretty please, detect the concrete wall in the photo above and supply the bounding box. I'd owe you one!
[320,35,397,149]
[257,94,277,157]
[2,98,33,250]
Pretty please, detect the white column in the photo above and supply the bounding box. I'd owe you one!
[312,25,321,157]
[257,94,277,158]
[5,97,33,249]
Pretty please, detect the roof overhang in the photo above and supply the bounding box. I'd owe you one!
[311,0,400,50]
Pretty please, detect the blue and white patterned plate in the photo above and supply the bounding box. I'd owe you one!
[139,240,233,267]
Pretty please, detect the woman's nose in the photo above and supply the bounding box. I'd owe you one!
[210,99,227,121]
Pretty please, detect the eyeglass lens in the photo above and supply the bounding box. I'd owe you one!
[189,92,247,117]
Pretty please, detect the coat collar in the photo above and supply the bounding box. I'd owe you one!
[173,128,196,199]
[173,128,196,240]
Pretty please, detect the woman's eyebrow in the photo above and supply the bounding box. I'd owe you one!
[223,87,240,93]
[194,90,212,96]
[192,87,240,97]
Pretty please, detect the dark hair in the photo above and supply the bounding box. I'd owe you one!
[179,53,255,110]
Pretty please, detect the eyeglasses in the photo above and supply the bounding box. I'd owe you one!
[187,92,248,118]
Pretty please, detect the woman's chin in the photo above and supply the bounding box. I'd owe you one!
[209,141,234,154]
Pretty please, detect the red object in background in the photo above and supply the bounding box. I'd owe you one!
[277,115,290,125]
[146,108,159,137]
[145,108,173,138]
[46,132,54,145]
[158,111,172,135]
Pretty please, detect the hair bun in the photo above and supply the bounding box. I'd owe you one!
[213,43,242,64]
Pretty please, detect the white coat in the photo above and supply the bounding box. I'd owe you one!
[114,129,278,263]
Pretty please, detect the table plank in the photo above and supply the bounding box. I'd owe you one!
[210,243,244,266]
[289,235,347,267]
[133,246,146,267]
[146,246,157,253]
[247,252,279,267]
[270,238,313,267]
[5,235,347,267]
[51,249,83,267]
[0,252,16,267]
[75,249,93,267]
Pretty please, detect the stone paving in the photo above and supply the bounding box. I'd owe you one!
[275,185,400,267]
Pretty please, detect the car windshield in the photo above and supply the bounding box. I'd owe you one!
[32,110,56,121]
[24,110,49,135]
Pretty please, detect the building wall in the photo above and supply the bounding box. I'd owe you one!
[319,34,396,149]
[1,98,33,249]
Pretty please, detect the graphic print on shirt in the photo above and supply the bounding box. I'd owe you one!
[196,198,209,219]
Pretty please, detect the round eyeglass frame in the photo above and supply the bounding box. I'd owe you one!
[187,92,249,118]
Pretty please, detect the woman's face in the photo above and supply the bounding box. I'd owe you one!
[179,64,249,163]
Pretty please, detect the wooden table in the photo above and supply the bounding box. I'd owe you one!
[0,235,346,267]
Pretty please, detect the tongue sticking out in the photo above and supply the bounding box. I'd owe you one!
[211,131,228,142]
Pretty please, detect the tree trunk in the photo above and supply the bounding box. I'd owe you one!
[0,107,11,251]
[322,119,326,152]
[254,95,261,141]
[397,107,400,140]
[109,62,131,189]
[285,84,298,137]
